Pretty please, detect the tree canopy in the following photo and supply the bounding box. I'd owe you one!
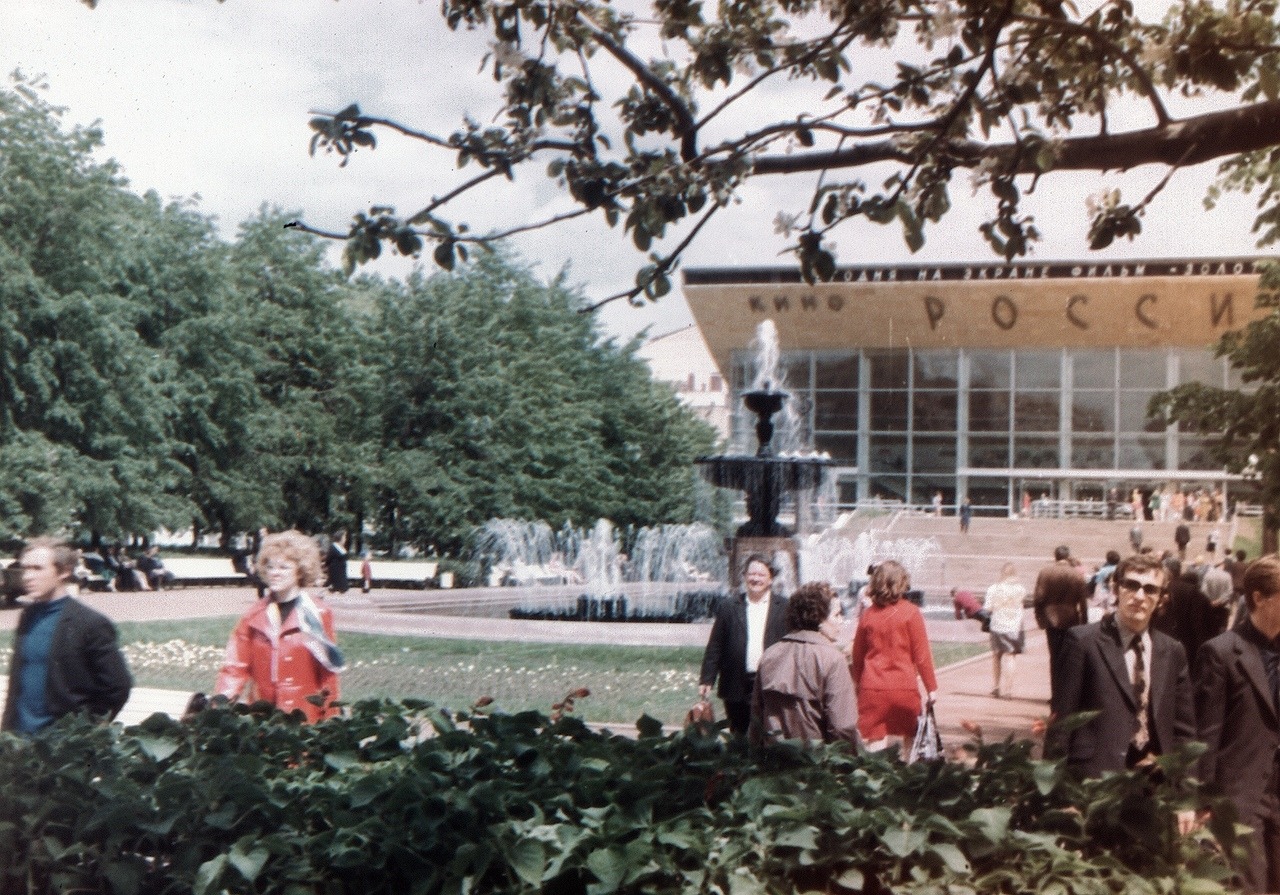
[0,76,716,551]
[284,0,1280,306]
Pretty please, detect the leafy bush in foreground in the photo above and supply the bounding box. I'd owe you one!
[0,700,1237,895]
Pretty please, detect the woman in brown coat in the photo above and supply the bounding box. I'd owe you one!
[750,582,859,747]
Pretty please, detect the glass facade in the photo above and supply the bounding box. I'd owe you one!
[730,346,1235,515]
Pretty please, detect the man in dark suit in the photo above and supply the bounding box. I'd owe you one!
[1196,554,1280,892]
[1,538,133,734]
[1034,545,1089,698]
[1050,552,1195,825]
[699,553,788,735]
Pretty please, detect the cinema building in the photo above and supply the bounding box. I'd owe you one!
[683,257,1268,517]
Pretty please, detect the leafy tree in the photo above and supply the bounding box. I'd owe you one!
[283,0,1280,305]
[0,76,189,540]
[217,210,381,540]
[371,249,717,553]
[1155,264,1280,539]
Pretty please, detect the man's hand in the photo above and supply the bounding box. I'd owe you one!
[1176,809,1198,837]
[698,683,711,699]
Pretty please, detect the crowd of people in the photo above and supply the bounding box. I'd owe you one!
[1029,534,1280,892]
[697,533,1280,892]
[700,553,938,759]
[9,520,1280,889]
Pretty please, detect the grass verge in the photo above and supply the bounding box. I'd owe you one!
[99,618,988,728]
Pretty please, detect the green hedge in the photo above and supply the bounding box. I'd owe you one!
[0,700,1239,895]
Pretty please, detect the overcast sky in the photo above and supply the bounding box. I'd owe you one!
[3,0,1269,342]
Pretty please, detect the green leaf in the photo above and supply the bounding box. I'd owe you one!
[587,847,627,894]
[880,826,923,857]
[835,866,865,892]
[228,840,270,883]
[968,806,1010,842]
[774,826,820,850]
[930,842,970,873]
[636,714,664,738]
[1032,760,1059,795]
[193,855,227,895]
[508,838,547,886]
[433,240,456,271]
[135,734,180,762]
[324,750,360,771]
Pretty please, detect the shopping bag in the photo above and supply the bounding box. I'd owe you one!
[909,702,943,763]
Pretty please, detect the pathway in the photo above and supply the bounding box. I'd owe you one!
[0,586,1051,745]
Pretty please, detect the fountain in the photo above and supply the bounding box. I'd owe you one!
[696,320,833,589]
[474,518,726,621]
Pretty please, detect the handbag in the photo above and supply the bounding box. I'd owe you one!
[908,702,943,763]
[973,608,992,633]
[685,698,717,731]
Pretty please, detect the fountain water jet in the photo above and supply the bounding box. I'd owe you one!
[695,320,832,588]
[474,518,726,621]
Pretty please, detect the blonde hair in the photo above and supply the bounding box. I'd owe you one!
[22,537,78,577]
[255,530,323,589]
[869,560,910,607]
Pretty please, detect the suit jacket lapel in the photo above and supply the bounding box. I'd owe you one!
[1098,616,1138,711]
[1233,633,1279,724]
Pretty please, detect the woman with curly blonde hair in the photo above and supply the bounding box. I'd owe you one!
[215,530,345,721]
[850,560,938,756]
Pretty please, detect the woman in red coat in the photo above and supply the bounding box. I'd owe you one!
[215,530,345,722]
[850,560,938,756]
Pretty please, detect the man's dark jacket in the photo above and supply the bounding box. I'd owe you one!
[1049,614,1195,777]
[1196,625,1280,844]
[700,592,788,704]
[2,597,133,731]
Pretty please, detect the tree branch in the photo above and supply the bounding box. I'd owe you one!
[1011,14,1170,126]
[751,98,1280,176]
[573,11,699,161]
[580,201,722,311]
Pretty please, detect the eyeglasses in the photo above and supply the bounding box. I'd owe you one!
[1117,578,1163,597]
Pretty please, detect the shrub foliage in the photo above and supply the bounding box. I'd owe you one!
[0,700,1237,895]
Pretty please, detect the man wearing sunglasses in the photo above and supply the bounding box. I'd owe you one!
[1050,553,1196,798]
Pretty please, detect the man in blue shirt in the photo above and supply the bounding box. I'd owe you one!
[1,538,132,734]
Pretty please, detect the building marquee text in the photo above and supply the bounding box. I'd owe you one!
[747,290,1242,331]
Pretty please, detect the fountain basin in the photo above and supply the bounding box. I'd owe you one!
[696,454,831,492]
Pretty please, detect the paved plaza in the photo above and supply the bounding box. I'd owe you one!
[0,585,1051,747]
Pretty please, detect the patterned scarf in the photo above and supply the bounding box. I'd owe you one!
[265,592,347,681]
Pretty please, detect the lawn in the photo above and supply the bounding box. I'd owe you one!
[7,618,989,728]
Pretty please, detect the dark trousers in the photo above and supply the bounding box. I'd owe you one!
[723,672,757,735]
[1045,626,1071,700]
[1240,803,1280,894]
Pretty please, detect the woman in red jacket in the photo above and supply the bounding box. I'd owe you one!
[215,530,345,722]
[850,560,938,757]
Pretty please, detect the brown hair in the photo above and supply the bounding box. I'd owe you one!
[255,530,324,589]
[787,582,837,631]
[1113,552,1168,591]
[1244,555,1280,611]
[869,560,910,607]
[22,537,78,577]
